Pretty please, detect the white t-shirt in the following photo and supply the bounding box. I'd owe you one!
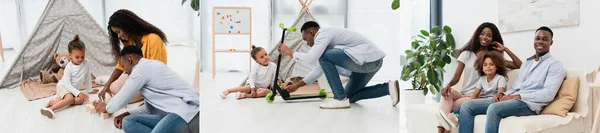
[247,62,277,89]
[528,60,539,73]
[457,51,479,95]
[476,74,506,98]
[57,60,92,96]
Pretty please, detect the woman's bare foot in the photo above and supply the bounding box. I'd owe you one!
[46,98,59,107]
[220,90,230,99]
[236,92,246,100]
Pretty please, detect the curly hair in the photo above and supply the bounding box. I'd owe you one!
[458,22,503,56]
[474,51,507,78]
[107,9,167,60]
[68,35,85,52]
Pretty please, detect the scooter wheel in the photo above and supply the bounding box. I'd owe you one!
[266,92,275,103]
[318,89,327,100]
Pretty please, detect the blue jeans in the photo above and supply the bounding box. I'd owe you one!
[458,98,536,133]
[123,113,200,133]
[319,48,388,102]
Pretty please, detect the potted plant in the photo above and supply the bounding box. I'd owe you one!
[401,25,456,104]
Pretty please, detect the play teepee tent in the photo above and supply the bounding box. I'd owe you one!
[239,4,316,85]
[0,0,115,89]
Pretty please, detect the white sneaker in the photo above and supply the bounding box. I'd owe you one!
[440,110,459,129]
[435,110,451,130]
[319,98,351,109]
[389,80,400,106]
[41,108,55,119]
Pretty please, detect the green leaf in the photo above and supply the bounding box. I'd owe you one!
[443,25,452,34]
[429,85,436,95]
[190,0,199,11]
[423,86,429,95]
[417,35,427,40]
[391,0,400,10]
[429,40,436,49]
[405,50,414,57]
[446,34,456,49]
[431,26,441,34]
[181,0,187,5]
[417,55,425,66]
[443,55,452,63]
[411,41,419,49]
[427,69,438,86]
[420,30,430,36]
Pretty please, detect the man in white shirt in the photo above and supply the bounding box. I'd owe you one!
[278,21,400,109]
[94,46,199,133]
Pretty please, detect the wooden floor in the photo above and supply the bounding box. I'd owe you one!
[0,45,198,133]
[200,72,409,133]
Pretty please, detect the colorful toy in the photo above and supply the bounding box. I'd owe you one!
[266,23,326,103]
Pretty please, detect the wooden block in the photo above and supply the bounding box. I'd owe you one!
[101,113,110,119]
[90,106,97,114]
[85,104,92,112]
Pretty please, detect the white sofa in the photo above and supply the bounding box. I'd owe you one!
[405,69,596,133]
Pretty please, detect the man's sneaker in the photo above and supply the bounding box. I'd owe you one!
[389,80,400,106]
[41,108,55,119]
[319,98,351,109]
[440,109,459,129]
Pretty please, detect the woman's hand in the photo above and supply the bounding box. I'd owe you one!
[98,82,113,102]
[441,86,451,97]
[492,42,506,51]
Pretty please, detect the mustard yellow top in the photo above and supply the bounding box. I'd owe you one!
[116,33,168,71]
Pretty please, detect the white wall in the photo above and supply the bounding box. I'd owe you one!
[348,0,411,81]
[200,0,271,73]
[444,0,600,74]
[0,0,106,51]
[105,0,197,45]
[0,0,22,49]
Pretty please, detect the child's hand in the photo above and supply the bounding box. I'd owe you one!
[493,93,504,102]
[78,93,89,102]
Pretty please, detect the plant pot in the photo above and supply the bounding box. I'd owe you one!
[403,89,425,104]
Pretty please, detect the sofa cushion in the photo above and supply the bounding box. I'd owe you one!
[467,113,585,133]
[541,77,579,117]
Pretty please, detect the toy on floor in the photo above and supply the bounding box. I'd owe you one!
[265,23,327,103]
[85,98,111,119]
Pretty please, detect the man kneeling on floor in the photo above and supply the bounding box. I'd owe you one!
[94,45,199,133]
[456,26,565,133]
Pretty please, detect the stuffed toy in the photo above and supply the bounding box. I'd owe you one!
[40,52,70,84]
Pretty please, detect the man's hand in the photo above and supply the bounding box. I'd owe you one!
[284,84,299,93]
[94,102,107,113]
[492,93,504,102]
[114,112,130,129]
[278,44,294,57]
[500,94,521,101]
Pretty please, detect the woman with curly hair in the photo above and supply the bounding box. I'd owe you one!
[98,9,168,104]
